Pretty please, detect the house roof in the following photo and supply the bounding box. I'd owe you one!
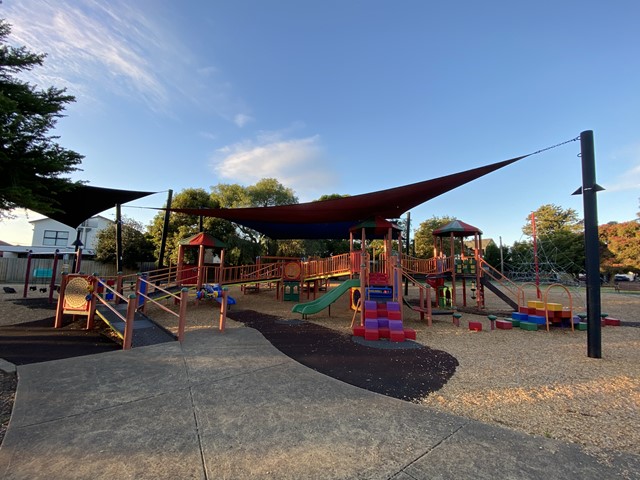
[166,155,526,239]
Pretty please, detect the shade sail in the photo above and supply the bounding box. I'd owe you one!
[167,155,526,239]
[32,185,157,229]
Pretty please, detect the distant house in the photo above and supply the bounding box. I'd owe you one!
[463,238,495,256]
[30,215,111,255]
[0,215,112,258]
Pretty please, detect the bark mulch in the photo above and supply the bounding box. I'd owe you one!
[0,316,120,366]
[227,309,459,401]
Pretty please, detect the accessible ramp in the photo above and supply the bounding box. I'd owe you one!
[95,304,175,348]
[292,278,360,317]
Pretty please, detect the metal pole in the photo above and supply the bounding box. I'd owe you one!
[116,204,123,273]
[158,189,173,269]
[532,212,540,298]
[580,130,602,359]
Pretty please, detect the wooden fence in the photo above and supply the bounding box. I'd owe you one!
[0,257,154,284]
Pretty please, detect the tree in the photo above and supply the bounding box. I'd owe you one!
[0,20,83,218]
[211,178,298,256]
[95,217,155,269]
[483,241,509,271]
[522,204,582,237]
[413,216,456,258]
[599,220,640,272]
[246,178,298,207]
[147,188,234,265]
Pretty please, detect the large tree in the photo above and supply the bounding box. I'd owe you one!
[599,220,640,273]
[147,188,234,265]
[94,217,155,269]
[413,215,456,258]
[522,204,582,237]
[0,20,83,218]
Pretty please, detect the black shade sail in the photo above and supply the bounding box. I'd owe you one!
[32,185,157,229]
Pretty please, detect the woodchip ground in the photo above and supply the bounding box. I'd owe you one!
[1,282,639,464]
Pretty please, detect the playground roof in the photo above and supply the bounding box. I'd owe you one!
[167,155,526,239]
[31,185,157,229]
[349,217,402,239]
[433,220,483,237]
[179,232,227,248]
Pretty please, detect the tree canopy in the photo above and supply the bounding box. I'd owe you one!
[522,204,582,237]
[413,215,456,258]
[0,20,83,218]
[94,217,155,269]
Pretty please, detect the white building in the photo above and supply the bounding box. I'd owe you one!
[0,215,111,257]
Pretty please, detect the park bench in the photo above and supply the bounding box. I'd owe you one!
[614,282,640,293]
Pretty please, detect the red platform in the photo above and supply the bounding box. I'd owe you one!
[605,317,621,326]
[469,321,482,331]
[389,331,405,342]
[496,319,513,330]
[403,328,416,340]
[353,326,365,337]
[364,329,379,341]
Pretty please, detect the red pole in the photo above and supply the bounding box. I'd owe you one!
[123,293,136,350]
[531,212,540,299]
[178,288,188,341]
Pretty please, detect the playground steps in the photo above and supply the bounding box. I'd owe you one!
[95,304,175,348]
[353,301,415,342]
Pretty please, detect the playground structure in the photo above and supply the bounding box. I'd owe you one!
[50,213,595,349]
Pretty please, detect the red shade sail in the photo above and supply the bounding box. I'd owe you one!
[166,155,526,239]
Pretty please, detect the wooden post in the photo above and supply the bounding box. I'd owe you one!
[123,293,137,350]
[115,272,123,305]
[54,273,68,328]
[86,276,98,330]
[23,251,32,298]
[177,288,189,342]
[197,245,205,290]
[219,289,228,332]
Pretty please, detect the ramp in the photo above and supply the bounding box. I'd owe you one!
[292,279,360,317]
[95,304,175,347]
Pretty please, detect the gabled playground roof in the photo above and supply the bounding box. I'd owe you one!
[433,220,483,237]
[167,155,527,240]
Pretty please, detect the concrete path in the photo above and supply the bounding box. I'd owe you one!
[1,326,638,479]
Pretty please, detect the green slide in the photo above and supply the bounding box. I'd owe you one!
[292,278,360,317]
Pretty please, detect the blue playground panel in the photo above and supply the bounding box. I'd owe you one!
[366,286,392,300]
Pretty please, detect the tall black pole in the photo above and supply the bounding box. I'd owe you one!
[115,204,123,273]
[580,130,602,359]
[158,189,173,269]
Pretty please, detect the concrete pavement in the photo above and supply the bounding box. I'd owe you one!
[1,325,638,479]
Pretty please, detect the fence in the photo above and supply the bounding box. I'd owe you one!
[0,257,155,284]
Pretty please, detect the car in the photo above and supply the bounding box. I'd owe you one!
[614,273,633,282]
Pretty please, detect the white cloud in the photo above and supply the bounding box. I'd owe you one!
[3,0,243,119]
[211,133,339,201]
[604,145,640,193]
[234,114,254,128]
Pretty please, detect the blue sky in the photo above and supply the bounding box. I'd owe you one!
[2,0,639,247]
